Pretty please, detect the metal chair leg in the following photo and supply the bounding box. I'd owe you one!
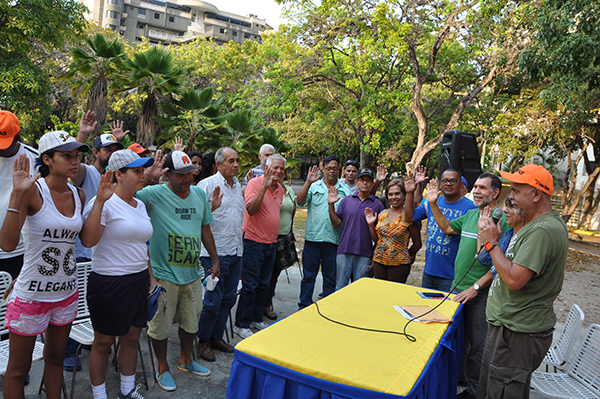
[146,332,158,383]
[70,343,84,399]
[137,341,149,390]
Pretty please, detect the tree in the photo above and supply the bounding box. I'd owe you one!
[0,0,87,136]
[272,0,524,170]
[64,33,126,135]
[519,0,600,227]
[116,46,184,147]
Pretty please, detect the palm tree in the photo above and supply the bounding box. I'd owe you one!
[155,87,227,152]
[64,33,126,134]
[119,46,183,147]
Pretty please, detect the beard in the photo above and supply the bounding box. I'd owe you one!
[478,193,494,207]
[98,157,109,170]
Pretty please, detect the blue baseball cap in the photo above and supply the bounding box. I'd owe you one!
[461,176,468,190]
[108,149,154,171]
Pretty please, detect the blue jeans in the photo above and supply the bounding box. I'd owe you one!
[235,239,276,328]
[197,255,242,341]
[298,241,338,309]
[421,271,453,292]
[335,253,370,290]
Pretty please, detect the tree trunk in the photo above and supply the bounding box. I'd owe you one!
[87,75,108,136]
[137,95,159,148]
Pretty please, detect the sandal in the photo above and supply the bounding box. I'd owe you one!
[264,307,277,320]
[63,356,82,372]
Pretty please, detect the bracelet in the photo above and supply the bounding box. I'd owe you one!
[7,208,21,214]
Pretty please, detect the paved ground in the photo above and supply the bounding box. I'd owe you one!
[6,235,597,398]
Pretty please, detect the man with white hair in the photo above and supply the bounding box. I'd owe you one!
[234,154,285,339]
[243,144,275,187]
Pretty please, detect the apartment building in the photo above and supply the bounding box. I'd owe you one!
[82,0,269,45]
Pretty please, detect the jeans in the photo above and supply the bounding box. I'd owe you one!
[235,239,276,328]
[335,253,370,290]
[197,256,242,341]
[298,241,338,308]
[421,271,453,292]
[459,291,488,397]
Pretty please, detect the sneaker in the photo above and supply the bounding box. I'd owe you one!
[156,371,176,391]
[63,356,82,372]
[177,361,210,376]
[118,384,146,399]
[251,321,270,330]
[233,325,254,339]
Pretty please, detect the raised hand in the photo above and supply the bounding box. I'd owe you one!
[173,137,184,152]
[426,180,442,204]
[145,149,167,182]
[12,154,40,193]
[212,185,223,210]
[109,120,129,142]
[376,164,388,182]
[247,169,255,182]
[306,165,319,184]
[404,170,417,193]
[263,165,274,187]
[327,186,339,204]
[415,165,428,185]
[318,155,325,174]
[478,206,501,243]
[96,170,115,203]
[364,207,378,226]
[78,110,97,140]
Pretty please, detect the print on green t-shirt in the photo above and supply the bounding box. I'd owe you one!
[168,233,201,267]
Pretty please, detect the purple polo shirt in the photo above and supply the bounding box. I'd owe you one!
[336,194,384,257]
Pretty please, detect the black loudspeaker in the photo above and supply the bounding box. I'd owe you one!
[439,130,482,190]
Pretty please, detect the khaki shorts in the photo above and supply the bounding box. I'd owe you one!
[147,278,203,340]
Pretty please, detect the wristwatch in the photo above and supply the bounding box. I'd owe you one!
[473,282,481,291]
[484,241,498,251]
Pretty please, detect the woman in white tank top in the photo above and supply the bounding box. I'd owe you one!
[0,131,89,399]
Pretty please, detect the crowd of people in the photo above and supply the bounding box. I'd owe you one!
[0,109,568,399]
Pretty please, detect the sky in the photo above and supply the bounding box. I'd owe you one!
[215,0,289,30]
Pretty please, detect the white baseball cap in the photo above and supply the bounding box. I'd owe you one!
[38,131,89,154]
[164,151,198,173]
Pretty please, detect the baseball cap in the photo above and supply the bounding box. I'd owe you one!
[0,111,20,150]
[461,176,469,190]
[108,149,154,171]
[128,143,151,155]
[94,134,124,150]
[357,168,374,180]
[38,131,90,154]
[499,164,553,195]
[164,150,198,173]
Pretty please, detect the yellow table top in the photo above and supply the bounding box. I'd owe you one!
[235,278,461,396]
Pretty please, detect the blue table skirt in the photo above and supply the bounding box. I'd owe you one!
[227,306,464,399]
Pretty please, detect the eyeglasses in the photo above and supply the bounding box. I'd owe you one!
[440,179,459,185]
[325,167,338,171]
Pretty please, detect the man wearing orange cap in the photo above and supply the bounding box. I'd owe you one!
[128,143,151,156]
[0,111,38,279]
[476,164,568,399]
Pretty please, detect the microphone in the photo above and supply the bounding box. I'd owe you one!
[492,207,504,225]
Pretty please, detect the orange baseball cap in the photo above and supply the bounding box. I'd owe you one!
[0,111,20,150]
[499,164,553,195]
[128,143,151,155]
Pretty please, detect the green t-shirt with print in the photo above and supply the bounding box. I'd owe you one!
[486,210,568,333]
[137,184,213,285]
[449,207,508,292]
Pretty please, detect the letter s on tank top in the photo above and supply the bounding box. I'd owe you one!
[14,178,82,302]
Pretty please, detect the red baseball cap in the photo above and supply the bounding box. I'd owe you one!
[0,111,20,150]
[128,143,151,155]
[499,164,554,195]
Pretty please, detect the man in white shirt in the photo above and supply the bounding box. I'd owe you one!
[243,143,275,187]
[195,147,244,361]
[0,111,38,279]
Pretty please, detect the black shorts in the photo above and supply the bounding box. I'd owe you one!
[87,269,149,336]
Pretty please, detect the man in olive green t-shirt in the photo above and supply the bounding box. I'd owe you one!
[477,164,568,399]
[428,172,505,399]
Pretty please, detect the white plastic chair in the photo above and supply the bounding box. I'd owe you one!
[543,304,585,372]
[531,323,600,398]
[0,271,46,377]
